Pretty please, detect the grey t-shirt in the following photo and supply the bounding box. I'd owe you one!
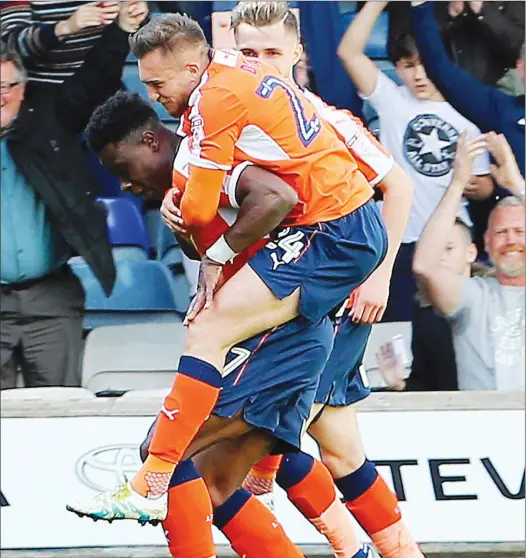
[449,276,525,391]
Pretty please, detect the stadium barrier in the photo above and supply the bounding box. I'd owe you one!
[1,391,524,557]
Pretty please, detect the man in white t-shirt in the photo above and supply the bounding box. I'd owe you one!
[413,132,525,391]
[338,0,494,321]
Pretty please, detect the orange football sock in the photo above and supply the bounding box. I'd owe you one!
[284,457,362,557]
[344,470,423,558]
[219,491,304,558]
[131,358,223,497]
[346,474,401,535]
[370,521,424,558]
[162,467,216,558]
[243,454,283,495]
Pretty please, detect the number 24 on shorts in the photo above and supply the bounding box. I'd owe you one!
[266,228,306,270]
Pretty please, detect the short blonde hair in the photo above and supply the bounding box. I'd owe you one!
[493,196,524,211]
[488,195,525,230]
[130,13,208,59]
[230,1,299,39]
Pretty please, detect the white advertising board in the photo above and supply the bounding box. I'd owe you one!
[1,410,524,549]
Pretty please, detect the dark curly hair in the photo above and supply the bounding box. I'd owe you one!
[85,91,160,153]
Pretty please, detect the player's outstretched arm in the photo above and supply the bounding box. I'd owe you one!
[412,133,487,317]
[337,0,387,98]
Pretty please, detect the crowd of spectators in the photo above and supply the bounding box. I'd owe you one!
[0,1,149,388]
[1,1,524,395]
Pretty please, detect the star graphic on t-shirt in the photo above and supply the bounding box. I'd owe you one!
[417,128,452,161]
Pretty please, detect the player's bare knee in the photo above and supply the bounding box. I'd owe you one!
[184,314,232,356]
[320,447,365,478]
[201,468,238,507]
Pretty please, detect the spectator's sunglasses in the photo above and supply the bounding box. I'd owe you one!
[0,81,21,94]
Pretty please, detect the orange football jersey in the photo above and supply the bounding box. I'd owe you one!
[302,89,393,187]
[179,49,374,228]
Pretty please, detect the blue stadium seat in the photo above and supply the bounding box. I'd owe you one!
[84,145,144,213]
[157,220,179,261]
[337,2,359,16]
[343,10,389,60]
[98,198,150,260]
[366,11,389,59]
[362,101,380,138]
[71,259,181,329]
[145,208,162,256]
[157,222,192,313]
[85,146,122,198]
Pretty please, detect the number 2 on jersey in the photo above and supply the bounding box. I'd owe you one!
[256,76,321,147]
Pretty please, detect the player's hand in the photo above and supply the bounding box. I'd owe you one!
[348,267,391,324]
[118,0,149,33]
[160,189,188,236]
[485,132,525,196]
[184,256,223,325]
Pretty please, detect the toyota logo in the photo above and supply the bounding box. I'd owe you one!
[76,445,142,492]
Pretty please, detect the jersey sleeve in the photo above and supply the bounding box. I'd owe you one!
[187,85,247,171]
[305,91,394,186]
[222,161,254,209]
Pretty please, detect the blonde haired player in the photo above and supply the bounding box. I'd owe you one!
[186,3,421,558]
[76,89,383,558]
[71,8,413,558]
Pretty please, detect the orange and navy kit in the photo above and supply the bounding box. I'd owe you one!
[178,49,380,229]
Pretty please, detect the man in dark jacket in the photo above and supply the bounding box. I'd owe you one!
[389,1,524,88]
[0,4,148,389]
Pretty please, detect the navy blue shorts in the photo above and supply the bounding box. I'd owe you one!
[213,315,334,451]
[247,200,387,323]
[315,314,372,407]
